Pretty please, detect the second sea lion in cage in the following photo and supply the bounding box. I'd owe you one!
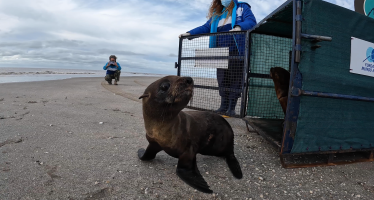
[270,67,290,115]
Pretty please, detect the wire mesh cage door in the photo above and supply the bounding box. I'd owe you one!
[177,31,250,118]
[247,33,293,119]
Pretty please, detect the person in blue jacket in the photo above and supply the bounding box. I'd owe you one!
[103,55,122,85]
[179,0,256,116]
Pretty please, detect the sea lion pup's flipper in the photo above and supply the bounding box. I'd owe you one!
[176,153,213,193]
[225,154,243,179]
[138,142,163,161]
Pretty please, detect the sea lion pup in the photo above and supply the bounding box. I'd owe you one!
[270,67,290,115]
[138,76,242,193]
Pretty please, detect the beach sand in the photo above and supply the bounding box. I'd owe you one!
[1,77,374,199]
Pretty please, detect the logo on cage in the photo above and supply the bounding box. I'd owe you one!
[363,47,374,63]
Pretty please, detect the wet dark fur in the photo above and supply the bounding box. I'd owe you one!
[270,67,290,115]
[138,76,242,193]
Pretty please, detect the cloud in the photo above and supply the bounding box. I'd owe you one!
[168,53,178,57]
[0,0,355,75]
[329,0,354,10]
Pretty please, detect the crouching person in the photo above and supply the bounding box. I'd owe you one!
[103,55,121,85]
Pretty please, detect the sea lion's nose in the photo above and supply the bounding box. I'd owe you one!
[185,77,193,85]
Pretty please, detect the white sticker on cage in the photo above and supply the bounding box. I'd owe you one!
[350,37,374,77]
[195,48,229,69]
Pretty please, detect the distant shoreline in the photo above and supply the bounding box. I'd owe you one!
[0,68,165,84]
[0,71,96,76]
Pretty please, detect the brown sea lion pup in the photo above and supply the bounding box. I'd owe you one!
[138,75,242,193]
[270,67,290,115]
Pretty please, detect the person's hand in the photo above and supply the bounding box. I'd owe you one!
[106,62,111,67]
[229,26,241,32]
[113,62,118,68]
[179,33,191,38]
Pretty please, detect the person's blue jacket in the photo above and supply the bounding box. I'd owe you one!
[188,0,256,56]
[103,62,121,75]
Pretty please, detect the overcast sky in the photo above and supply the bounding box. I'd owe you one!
[0,0,354,74]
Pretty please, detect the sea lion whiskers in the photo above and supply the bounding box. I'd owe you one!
[160,105,166,125]
[139,93,149,99]
[160,87,178,125]
[160,102,174,126]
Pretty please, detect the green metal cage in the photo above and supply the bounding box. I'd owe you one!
[244,0,374,167]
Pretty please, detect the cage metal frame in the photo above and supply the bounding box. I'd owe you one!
[176,0,374,168]
[177,31,251,118]
[256,0,374,168]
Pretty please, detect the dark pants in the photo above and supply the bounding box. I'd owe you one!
[217,59,244,99]
[105,71,121,82]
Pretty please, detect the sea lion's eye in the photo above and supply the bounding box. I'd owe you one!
[160,82,170,92]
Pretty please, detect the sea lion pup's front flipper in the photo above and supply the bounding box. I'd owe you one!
[176,152,213,193]
[138,142,163,161]
[225,154,243,179]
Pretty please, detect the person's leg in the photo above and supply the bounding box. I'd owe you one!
[105,74,112,85]
[227,86,241,116]
[226,61,244,116]
[215,68,229,113]
[114,71,120,85]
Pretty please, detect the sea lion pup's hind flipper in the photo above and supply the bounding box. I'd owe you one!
[176,154,213,193]
[138,142,163,161]
[225,154,243,179]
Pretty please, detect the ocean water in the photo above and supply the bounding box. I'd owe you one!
[0,68,160,84]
